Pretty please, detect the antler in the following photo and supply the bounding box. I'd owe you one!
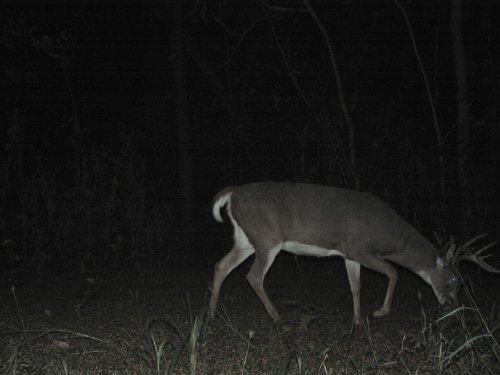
[457,234,500,273]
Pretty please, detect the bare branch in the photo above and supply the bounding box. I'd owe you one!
[215,12,271,69]
[260,1,308,13]
[394,0,446,217]
[264,3,318,125]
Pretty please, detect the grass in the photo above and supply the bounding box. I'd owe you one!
[2,260,498,374]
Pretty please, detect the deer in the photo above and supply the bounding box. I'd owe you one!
[209,182,499,324]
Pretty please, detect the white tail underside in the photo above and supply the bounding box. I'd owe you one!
[212,192,232,223]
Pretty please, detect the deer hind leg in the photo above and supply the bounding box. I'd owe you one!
[209,225,255,318]
[246,244,282,322]
[345,259,362,325]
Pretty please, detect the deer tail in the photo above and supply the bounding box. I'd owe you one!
[212,188,233,223]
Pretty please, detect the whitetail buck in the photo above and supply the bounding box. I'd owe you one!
[209,182,499,323]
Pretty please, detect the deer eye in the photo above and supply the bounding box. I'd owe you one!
[448,275,457,286]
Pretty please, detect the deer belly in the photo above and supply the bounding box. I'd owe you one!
[282,241,345,258]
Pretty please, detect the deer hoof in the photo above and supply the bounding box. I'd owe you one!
[373,309,390,318]
[353,315,363,326]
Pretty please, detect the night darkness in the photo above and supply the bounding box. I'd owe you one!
[1,0,500,373]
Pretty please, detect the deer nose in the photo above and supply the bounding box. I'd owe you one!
[441,293,458,312]
[442,302,454,313]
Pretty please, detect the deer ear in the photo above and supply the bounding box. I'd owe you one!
[445,243,456,264]
[440,236,456,264]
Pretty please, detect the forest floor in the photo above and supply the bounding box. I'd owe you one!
[1,252,499,374]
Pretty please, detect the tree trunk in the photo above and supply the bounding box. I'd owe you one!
[301,0,359,190]
[395,0,446,225]
[451,0,470,234]
[171,0,193,236]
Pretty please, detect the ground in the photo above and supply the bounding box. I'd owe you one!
[1,252,499,374]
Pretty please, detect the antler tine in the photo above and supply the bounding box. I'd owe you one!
[475,241,498,256]
[459,239,500,274]
[463,233,488,249]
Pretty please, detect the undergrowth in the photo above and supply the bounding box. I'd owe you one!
[1,273,498,374]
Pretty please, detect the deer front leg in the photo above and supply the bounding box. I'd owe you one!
[355,255,398,318]
[374,263,398,318]
[345,259,362,325]
[373,261,398,318]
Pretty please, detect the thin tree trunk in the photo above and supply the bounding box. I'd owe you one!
[395,0,446,223]
[171,0,193,235]
[301,0,359,190]
[451,0,470,234]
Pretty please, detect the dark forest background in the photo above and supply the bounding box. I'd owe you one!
[1,0,499,273]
